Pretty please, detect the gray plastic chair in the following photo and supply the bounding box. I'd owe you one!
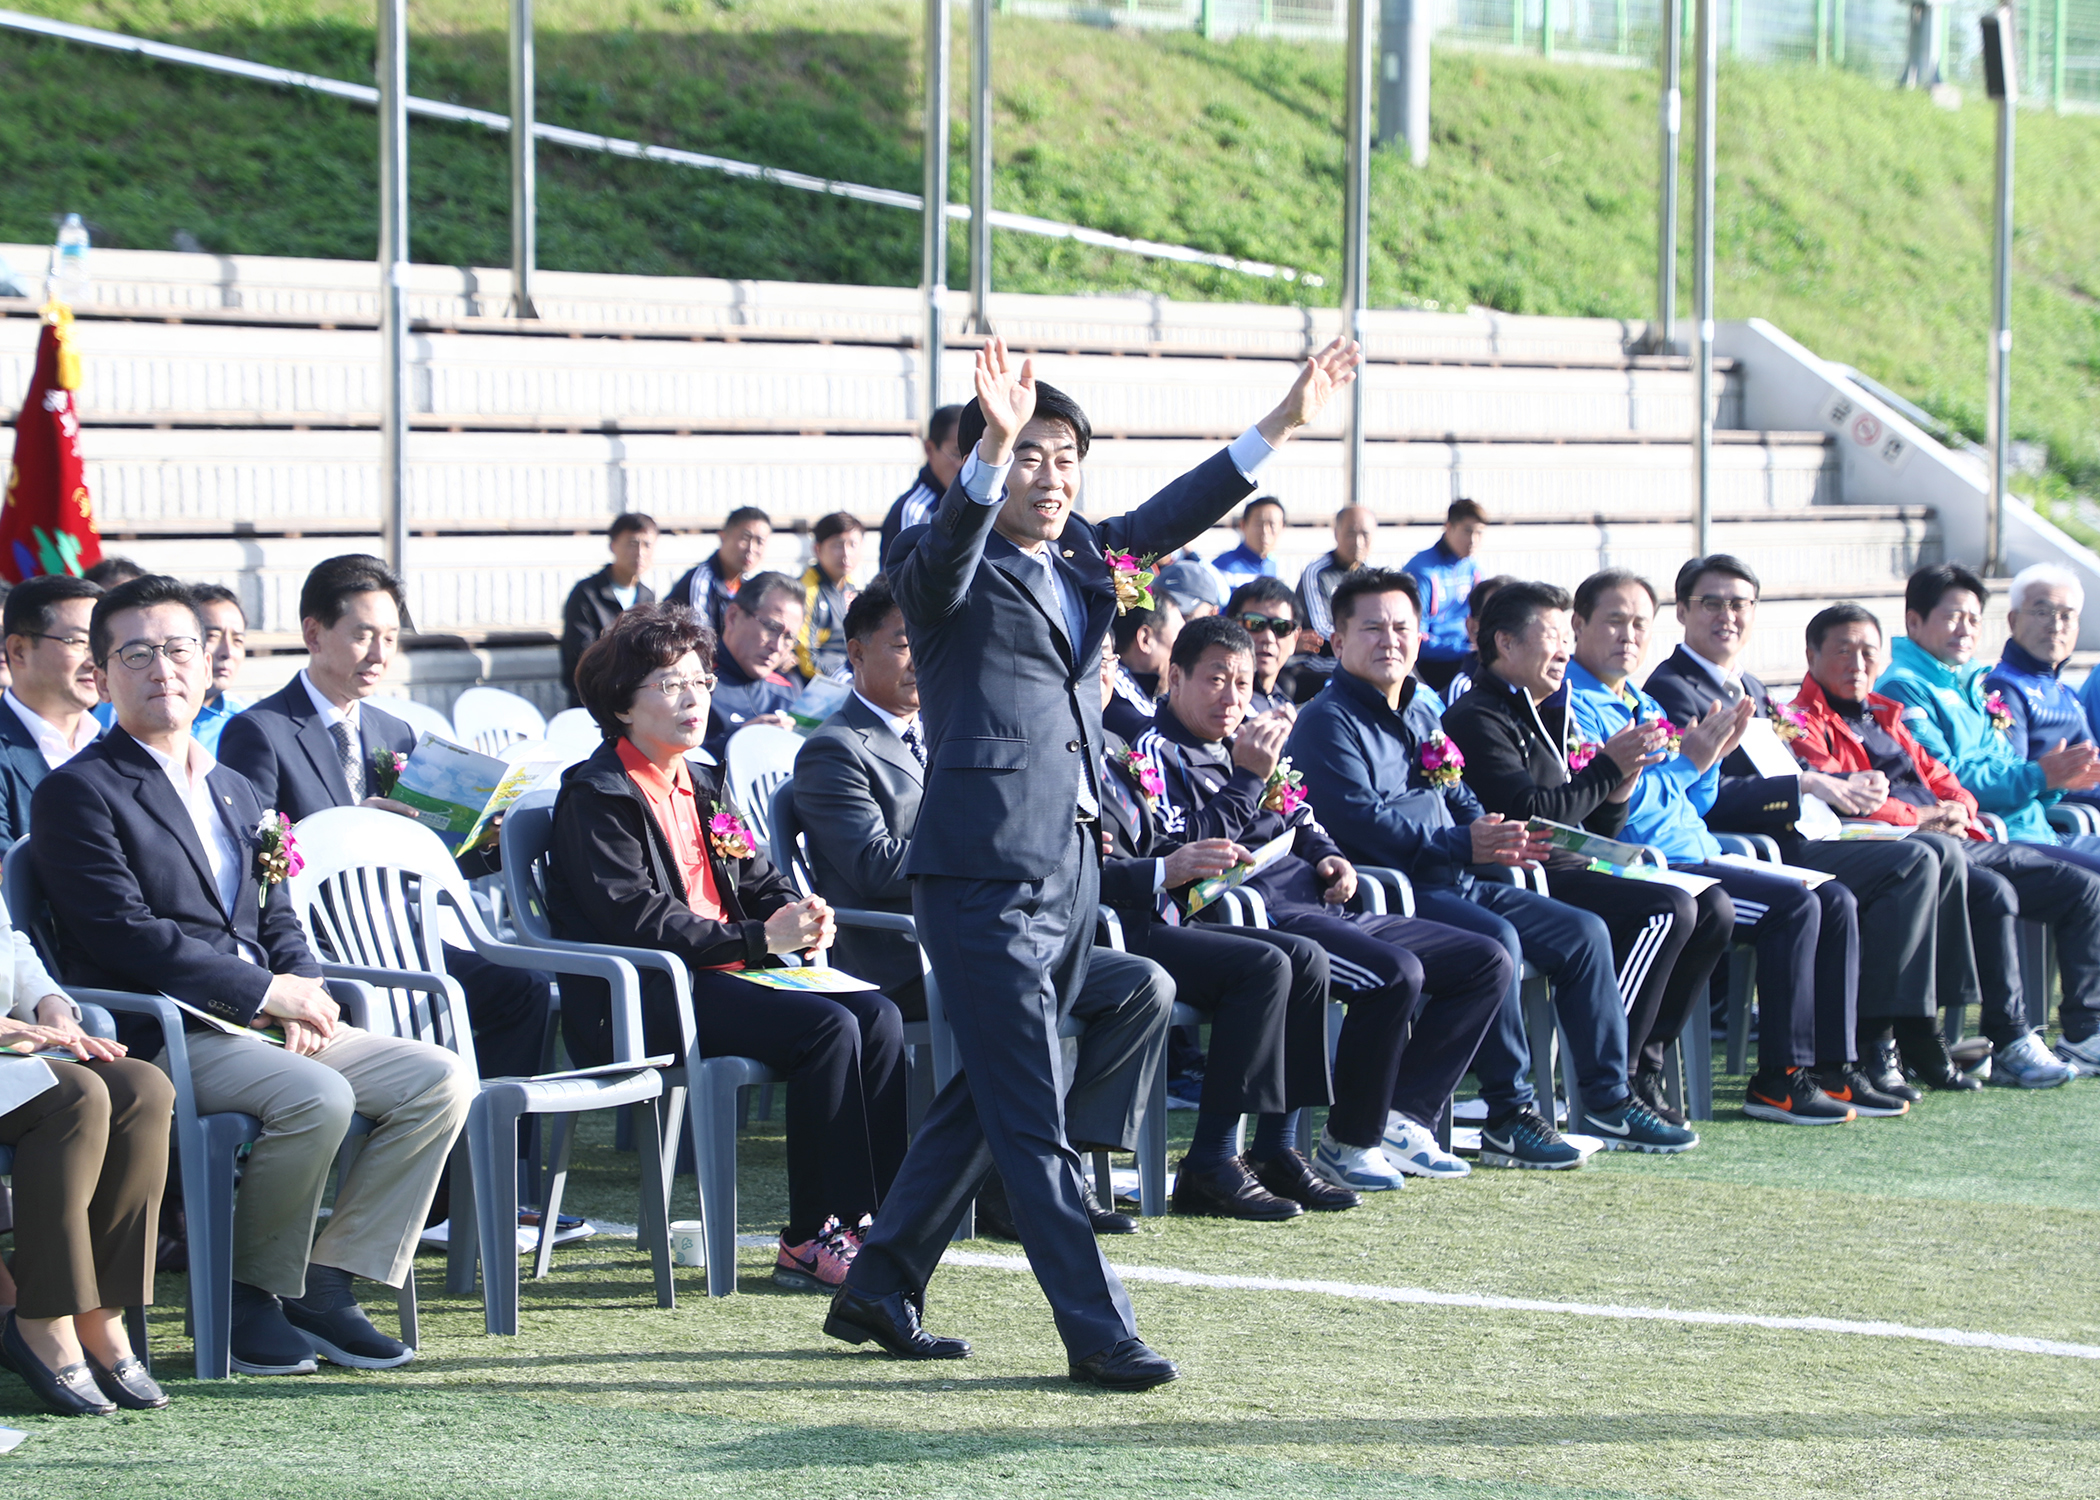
[285,807,674,1335]
[502,791,778,1298]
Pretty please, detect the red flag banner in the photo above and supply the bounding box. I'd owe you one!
[2,302,102,582]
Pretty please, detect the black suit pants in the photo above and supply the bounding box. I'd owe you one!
[1121,918,1332,1118]
[1792,837,1942,1022]
[1960,837,2100,1043]
[847,824,1139,1361]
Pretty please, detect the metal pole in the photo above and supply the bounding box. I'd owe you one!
[1341,0,1373,507]
[1692,0,1716,556]
[507,0,537,318]
[1654,0,1682,354]
[2054,0,2066,109]
[378,0,408,574]
[1985,4,2016,575]
[1378,0,1429,166]
[966,0,993,335]
[921,0,951,415]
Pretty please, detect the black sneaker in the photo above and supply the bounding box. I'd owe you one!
[1810,1064,1911,1118]
[1478,1107,1586,1169]
[284,1274,414,1371]
[1865,1038,1923,1101]
[1742,1068,1856,1125]
[1630,1068,1688,1127]
[229,1282,318,1376]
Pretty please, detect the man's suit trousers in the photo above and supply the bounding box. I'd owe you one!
[167,1027,475,1297]
[1681,860,1857,1068]
[1793,837,1942,1023]
[1938,834,2100,1044]
[1064,947,1175,1153]
[848,824,1139,1362]
[1539,868,1715,1076]
[1118,919,1332,1119]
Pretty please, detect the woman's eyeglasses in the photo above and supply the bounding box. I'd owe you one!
[645,674,717,699]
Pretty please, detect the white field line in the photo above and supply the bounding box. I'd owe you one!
[938,1249,2100,1362]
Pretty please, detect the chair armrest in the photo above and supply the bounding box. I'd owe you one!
[441,889,653,1064]
[67,989,203,1125]
[1978,812,2009,842]
[77,1003,116,1041]
[323,978,377,1033]
[1712,833,1781,862]
[1098,905,1127,951]
[2046,803,2097,838]
[502,920,696,1063]
[319,964,468,1056]
[1353,866,1415,918]
[830,909,920,940]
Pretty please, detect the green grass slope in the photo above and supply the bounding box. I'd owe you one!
[2,0,2097,486]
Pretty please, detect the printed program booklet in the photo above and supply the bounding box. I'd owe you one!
[1524,818,1720,894]
[390,733,563,853]
[786,677,853,732]
[1181,831,1298,917]
[733,965,881,995]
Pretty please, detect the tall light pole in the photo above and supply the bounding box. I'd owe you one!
[966,0,993,335]
[921,0,951,415]
[1653,0,1682,354]
[1691,0,1717,557]
[508,0,538,318]
[1341,0,1374,506]
[1981,5,2016,575]
[378,0,409,573]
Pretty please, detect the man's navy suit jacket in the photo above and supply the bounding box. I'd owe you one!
[216,678,417,820]
[0,699,96,848]
[1641,645,1801,838]
[30,728,322,1041]
[891,448,1254,883]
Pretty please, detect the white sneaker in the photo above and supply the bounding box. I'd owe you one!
[1311,1128,1409,1192]
[1381,1111,1472,1178]
[1993,1032,2073,1089]
[2054,1032,2100,1077]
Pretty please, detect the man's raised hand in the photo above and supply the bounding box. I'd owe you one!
[1231,715,1292,779]
[1678,697,1754,771]
[972,337,1037,466]
[1256,337,1362,448]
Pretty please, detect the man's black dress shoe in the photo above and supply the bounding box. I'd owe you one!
[1089,1205,1139,1235]
[1247,1149,1362,1212]
[1,1312,116,1416]
[1899,1031,1984,1092]
[88,1353,169,1411]
[825,1286,970,1360]
[1172,1156,1303,1220]
[1069,1336,1178,1391]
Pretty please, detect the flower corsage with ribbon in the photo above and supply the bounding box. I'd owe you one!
[1117,746,1165,811]
[1262,758,1306,816]
[1984,690,2014,734]
[1565,735,1600,773]
[1420,732,1465,789]
[1770,705,1811,743]
[370,747,407,797]
[1645,713,1684,755]
[1106,551,1160,615]
[254,812,304,908]
[708,803,757,860]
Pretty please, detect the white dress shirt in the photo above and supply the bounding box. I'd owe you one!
[851,690,921,742]
[4,689,100,770]
[299,669,361,737]
[137,734,260,965]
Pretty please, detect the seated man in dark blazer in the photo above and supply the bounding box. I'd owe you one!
[702,570,804,761]
[31,574,476,1375]
[218,554,552,1082]
[559,512,658,708]
[792,582,1171,1237]
[0,574,105,846]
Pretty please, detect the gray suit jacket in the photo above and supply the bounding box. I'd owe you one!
[891,447,1254,882]
[792,694,923,993]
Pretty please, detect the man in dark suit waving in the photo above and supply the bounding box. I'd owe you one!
[823,335,1359,1390]
[218,555,551,1081]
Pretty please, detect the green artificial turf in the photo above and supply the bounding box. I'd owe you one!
[8,1060,2098,1499]
[4,0,2100,497]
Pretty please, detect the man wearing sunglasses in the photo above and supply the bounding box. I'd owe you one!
[1223,577,1303,716]
[0,574,105,846]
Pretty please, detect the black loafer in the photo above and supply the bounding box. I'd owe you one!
[824,1286,970,1360]
[1069,1336,1178,1392]
[1247,1149,1362,1212]
[1,1312,115,1416]
[1172,1156,1303,1221]
[1088,1205,1139,1235]
[89,1353,169,1411]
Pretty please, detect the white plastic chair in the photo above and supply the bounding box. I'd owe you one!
[286,807,675,1334]
[498,737,557,766]
[372,694,457,745]
[723,724,803,851]
[453,687,548,756]
[546,708,601,749]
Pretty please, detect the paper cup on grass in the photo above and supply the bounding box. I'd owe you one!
[670,1220,706,1267]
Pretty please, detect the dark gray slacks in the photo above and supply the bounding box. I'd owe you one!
[1962,837,2100,1043]
[1793,836,1943,1022]
[847,826,1139,1361]
[1063,947,1176,1153]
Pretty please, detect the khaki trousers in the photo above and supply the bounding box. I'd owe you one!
[159,1027,474,1296]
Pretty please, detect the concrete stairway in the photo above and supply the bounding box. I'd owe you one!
[1,245,1953,706]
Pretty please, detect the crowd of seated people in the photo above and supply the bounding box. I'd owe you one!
[11,466,2100,1416]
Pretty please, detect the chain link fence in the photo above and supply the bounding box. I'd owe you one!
[998,0,2100,107]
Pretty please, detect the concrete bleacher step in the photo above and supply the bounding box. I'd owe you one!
[0,316,1745,441]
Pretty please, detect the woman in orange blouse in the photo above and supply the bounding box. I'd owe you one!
[547,606,907,1293]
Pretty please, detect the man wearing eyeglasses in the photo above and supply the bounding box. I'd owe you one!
[31,574,475,1376]
[0,574,104,846]
[1987,565,2100,819]
[1645,555,1963,1098]
[703,571,805,760]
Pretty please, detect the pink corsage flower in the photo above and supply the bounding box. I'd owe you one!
[708,803,757,861]
[1771,706,1811,743]
[1420,732,1465,789]
[1984,690,2013,734]
[1117,746,1165,810]
[371,748,407,796]
[1647,714,1684,755]
[1565,738,1600,773]
[1106,551,1159,615]
[254,812,303,908]
[1262,758,1307,816]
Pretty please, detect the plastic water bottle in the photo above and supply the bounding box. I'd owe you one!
[49,213,90,305]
